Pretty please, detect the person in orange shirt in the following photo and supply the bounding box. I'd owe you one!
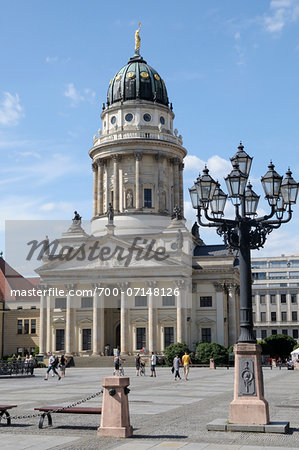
[182,351,191,381]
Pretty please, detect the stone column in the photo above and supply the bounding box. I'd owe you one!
[172,158,180,208]
[65,284,75,355]
[214,282,225,345]
[119,283,130,355]
[134,152,142,209]
[97,160,104,216]
[265,293,271,323]
[179,161,184,213]
[113,154,120,212]
[39,286,47,355]
[46,295,51,353]
[92,283,105,355]
[175,280,185,343]
[104,160,109,212]
[92,162,98,217]
[147,281,157,353]
[287,292,292,322]
[255,294,260,323]
[276,293,281,324]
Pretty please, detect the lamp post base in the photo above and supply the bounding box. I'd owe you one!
[229,342,269,425]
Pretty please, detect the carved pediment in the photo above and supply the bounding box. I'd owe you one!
[78,318,93,325]
[52,317,65,324]
[196,316,216,325]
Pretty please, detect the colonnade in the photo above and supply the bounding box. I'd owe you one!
[92,153,184,217]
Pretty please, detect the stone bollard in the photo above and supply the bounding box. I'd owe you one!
[98,376,133,438]
[210,358,216,369]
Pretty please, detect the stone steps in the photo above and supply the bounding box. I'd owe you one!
[71,355,143,368]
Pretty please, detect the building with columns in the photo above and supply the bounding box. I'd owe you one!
[1,34,241,357]
[252,255,299,341]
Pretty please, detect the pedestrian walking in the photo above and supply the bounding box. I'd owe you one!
[173,354,182,380]
[150,351,157,377]
[135,353,141,376]
[114,354,120,375]
[182,351,192,380]
[44,353,61,380]
[59,354,67,378]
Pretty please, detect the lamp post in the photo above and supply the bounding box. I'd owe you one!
[190,142,298,425]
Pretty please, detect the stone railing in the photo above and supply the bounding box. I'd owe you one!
[93,130,183,147]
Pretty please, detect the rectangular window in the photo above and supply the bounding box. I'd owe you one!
[135,296,147,307]
[270,294,276,304]
[81,297,93,308]
[269,260,287,268]
[291,294,297,304]
[56,329,65,351]
[289,271,299,279]
[164,327,174,348]
[293,329,298,339]
[31,319,36,334]
[281,311,287,322]
[282,329,288,335]
[253,329,257,339]
[292,311,298,322]
[252,261,267,268]
[202,328,211,343]
[260,295,265,304]
[253,272,267,280]
[111,191,114,205]
[271,312,276,322]
[260,312,266,322]
[17,306,22,310]
[24,319,29,335]
[261,329,267,339]
[269,272,286,279]
[136,327,146,350]
[31,306,36,310]
[162,295,175,307]
[82,329,92,351]
[17,320,22,334]
[252,312,256,323]
[55,297,66,309]
[200,296,212,307]
[144,188,152,208]
[272,329,277,335]
[281,294,286,303]
[290,260,299,268]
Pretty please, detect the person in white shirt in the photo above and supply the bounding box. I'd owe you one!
[150,351,157,377]
[44,353,61,380]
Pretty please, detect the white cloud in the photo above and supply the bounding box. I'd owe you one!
[18,151,41,159]
[64,83,96,107]
[185,154,232,183]
[264,0,299,33]
[45,56,58,63]
[0,92,24,126]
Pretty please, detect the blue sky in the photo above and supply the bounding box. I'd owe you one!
[1,0,299,263]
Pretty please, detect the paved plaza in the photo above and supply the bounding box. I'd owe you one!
[0,366,299,449]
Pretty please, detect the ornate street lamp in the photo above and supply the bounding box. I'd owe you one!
[190,142,298,425]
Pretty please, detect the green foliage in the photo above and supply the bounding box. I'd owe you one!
[196,342,228,365]
[293,343,299,351]
[262,334,296,359]
[227,345,235,354]
[163,342,190,366]
[33,346,39,356]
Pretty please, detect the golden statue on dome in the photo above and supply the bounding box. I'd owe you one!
[135,22,141,54]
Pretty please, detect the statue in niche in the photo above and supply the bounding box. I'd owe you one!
[106,203,114,224]
[176,229,183,250]
[126,190,133,208]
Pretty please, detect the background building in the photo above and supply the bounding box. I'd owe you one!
[252,255,299,341]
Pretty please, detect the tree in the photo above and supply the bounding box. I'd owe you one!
[262,334,296,359]
[163,342,190,366]
[196,342,228,365]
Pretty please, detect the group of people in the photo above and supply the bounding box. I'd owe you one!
[44,353,67,380]
[173,351,191,381]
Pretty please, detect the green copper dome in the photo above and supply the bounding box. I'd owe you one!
[107,54,169,106]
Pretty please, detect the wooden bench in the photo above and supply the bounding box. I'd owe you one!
[0,405,17,425]
[34,406,102,429]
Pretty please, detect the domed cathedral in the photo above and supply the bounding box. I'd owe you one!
[89,25,186,236]
[33,27,240,360]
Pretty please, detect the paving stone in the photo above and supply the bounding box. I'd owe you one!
[206,418,227,431]
[264,421,289,433]
[226,423,265,432]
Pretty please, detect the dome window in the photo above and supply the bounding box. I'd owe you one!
[160,116,165,125]
[111,116,117,124]
[140,71,149,79]
[125,113,133,122]
[143,113,151,122]
[115,74,121,81]
[126,71,135,78]
[154,74,160,81]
